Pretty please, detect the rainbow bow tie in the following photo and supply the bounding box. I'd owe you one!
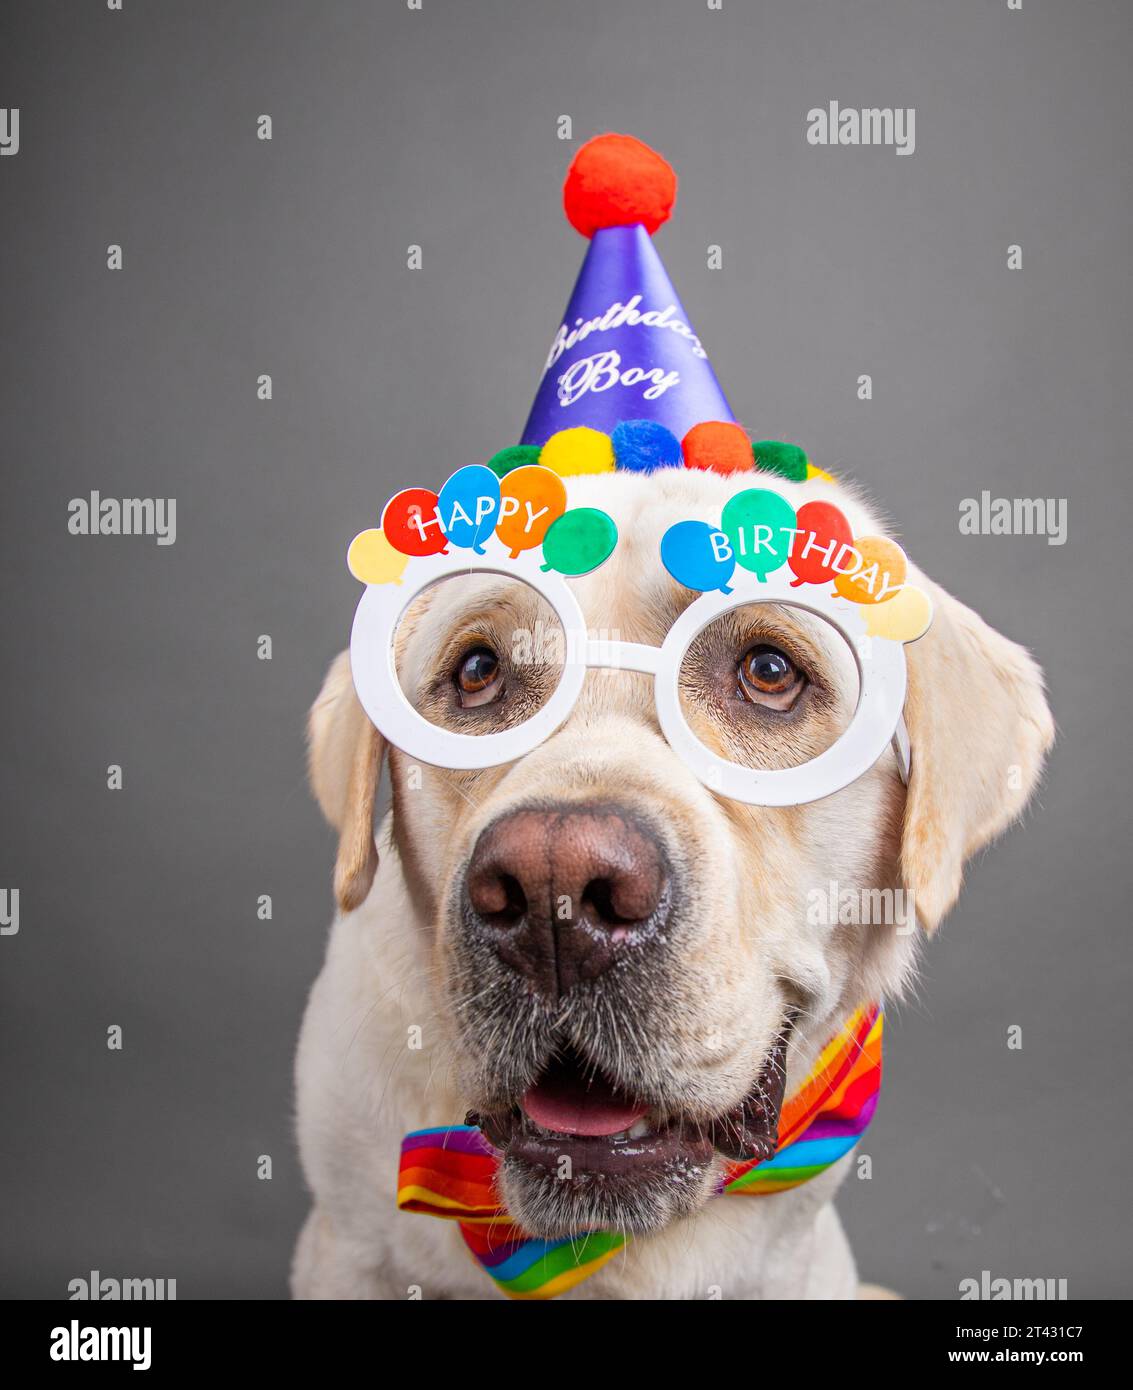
[398,1003,883,1299]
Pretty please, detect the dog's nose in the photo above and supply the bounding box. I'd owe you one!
[464,805,670,996]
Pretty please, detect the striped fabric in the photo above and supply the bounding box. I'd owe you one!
[397,1003,883,1299]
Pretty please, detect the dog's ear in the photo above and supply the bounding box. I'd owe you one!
[308,651,385,913]
[900,583,1054,932]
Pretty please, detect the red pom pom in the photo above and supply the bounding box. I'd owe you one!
[681,421,754,476]
[563,133,677,238]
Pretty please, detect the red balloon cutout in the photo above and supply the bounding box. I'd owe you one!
[381,487,447,557]
[788,500,854,587]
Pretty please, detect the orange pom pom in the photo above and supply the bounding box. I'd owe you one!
[681,421,754,476]
[563,133,677,238]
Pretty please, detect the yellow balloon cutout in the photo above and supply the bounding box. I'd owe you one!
[495,465,567,558]
[864,584,933,642]
[834,535,907,605]
[347,528,409,585]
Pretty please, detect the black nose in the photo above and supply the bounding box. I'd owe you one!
[464,805,671,997]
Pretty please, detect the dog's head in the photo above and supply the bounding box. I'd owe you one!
[310,468,1052,1239]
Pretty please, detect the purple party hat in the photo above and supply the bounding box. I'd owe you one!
[520,134,735,448]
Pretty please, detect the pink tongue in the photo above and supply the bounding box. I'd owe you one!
[521,1067,649,1138]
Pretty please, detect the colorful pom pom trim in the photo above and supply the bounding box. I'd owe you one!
[525,421,828,484]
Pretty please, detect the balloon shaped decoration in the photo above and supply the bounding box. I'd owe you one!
[720,488,797,582]
[864,583,932,641]
[788,500,854,588]
[834,535,907,605]
[540,507,618,576]
[436,465,501,553]
[347,528,409,586]
[496,465,567,558]
[381,487,447,557]
[660,519,736,593]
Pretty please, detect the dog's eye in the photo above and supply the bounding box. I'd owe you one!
[737,644,804,710]
[454,646,503,707]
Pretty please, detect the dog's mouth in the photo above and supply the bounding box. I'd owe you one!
[477,1048,715,1174]
[470,1028,790,1236]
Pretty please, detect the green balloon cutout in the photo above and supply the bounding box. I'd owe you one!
[540,507,618,576]
[721,488,798,581]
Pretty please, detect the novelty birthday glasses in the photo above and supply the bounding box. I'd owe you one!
[347,463,933,807]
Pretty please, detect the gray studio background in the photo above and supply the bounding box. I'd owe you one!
[2,0,1130,1299]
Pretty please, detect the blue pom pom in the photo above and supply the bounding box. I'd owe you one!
[611,419,683,474]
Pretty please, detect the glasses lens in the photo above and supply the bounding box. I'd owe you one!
[393,572,567,737]
[676,602,860,772]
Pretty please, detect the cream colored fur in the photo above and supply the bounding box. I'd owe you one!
[292,468,1053,1300]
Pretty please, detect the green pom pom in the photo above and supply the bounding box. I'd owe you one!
[486,444,542,479]
[752,440,809,482]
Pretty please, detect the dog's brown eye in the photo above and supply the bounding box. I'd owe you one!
[455,646,503,707]
[738,645,804,710]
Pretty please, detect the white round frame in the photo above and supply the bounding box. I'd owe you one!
[349,540,910,805]
[350,545,589,773]
[652,584,906,806]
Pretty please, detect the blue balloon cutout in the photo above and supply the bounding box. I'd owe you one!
[437,464,501,553]
[660,520,735,593]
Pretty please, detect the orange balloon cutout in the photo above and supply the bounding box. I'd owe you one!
[788,501,854,587]
[495,465,567,558]
[833,535,907,605]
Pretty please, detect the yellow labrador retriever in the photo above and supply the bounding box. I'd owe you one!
[291,465,1052,1300]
